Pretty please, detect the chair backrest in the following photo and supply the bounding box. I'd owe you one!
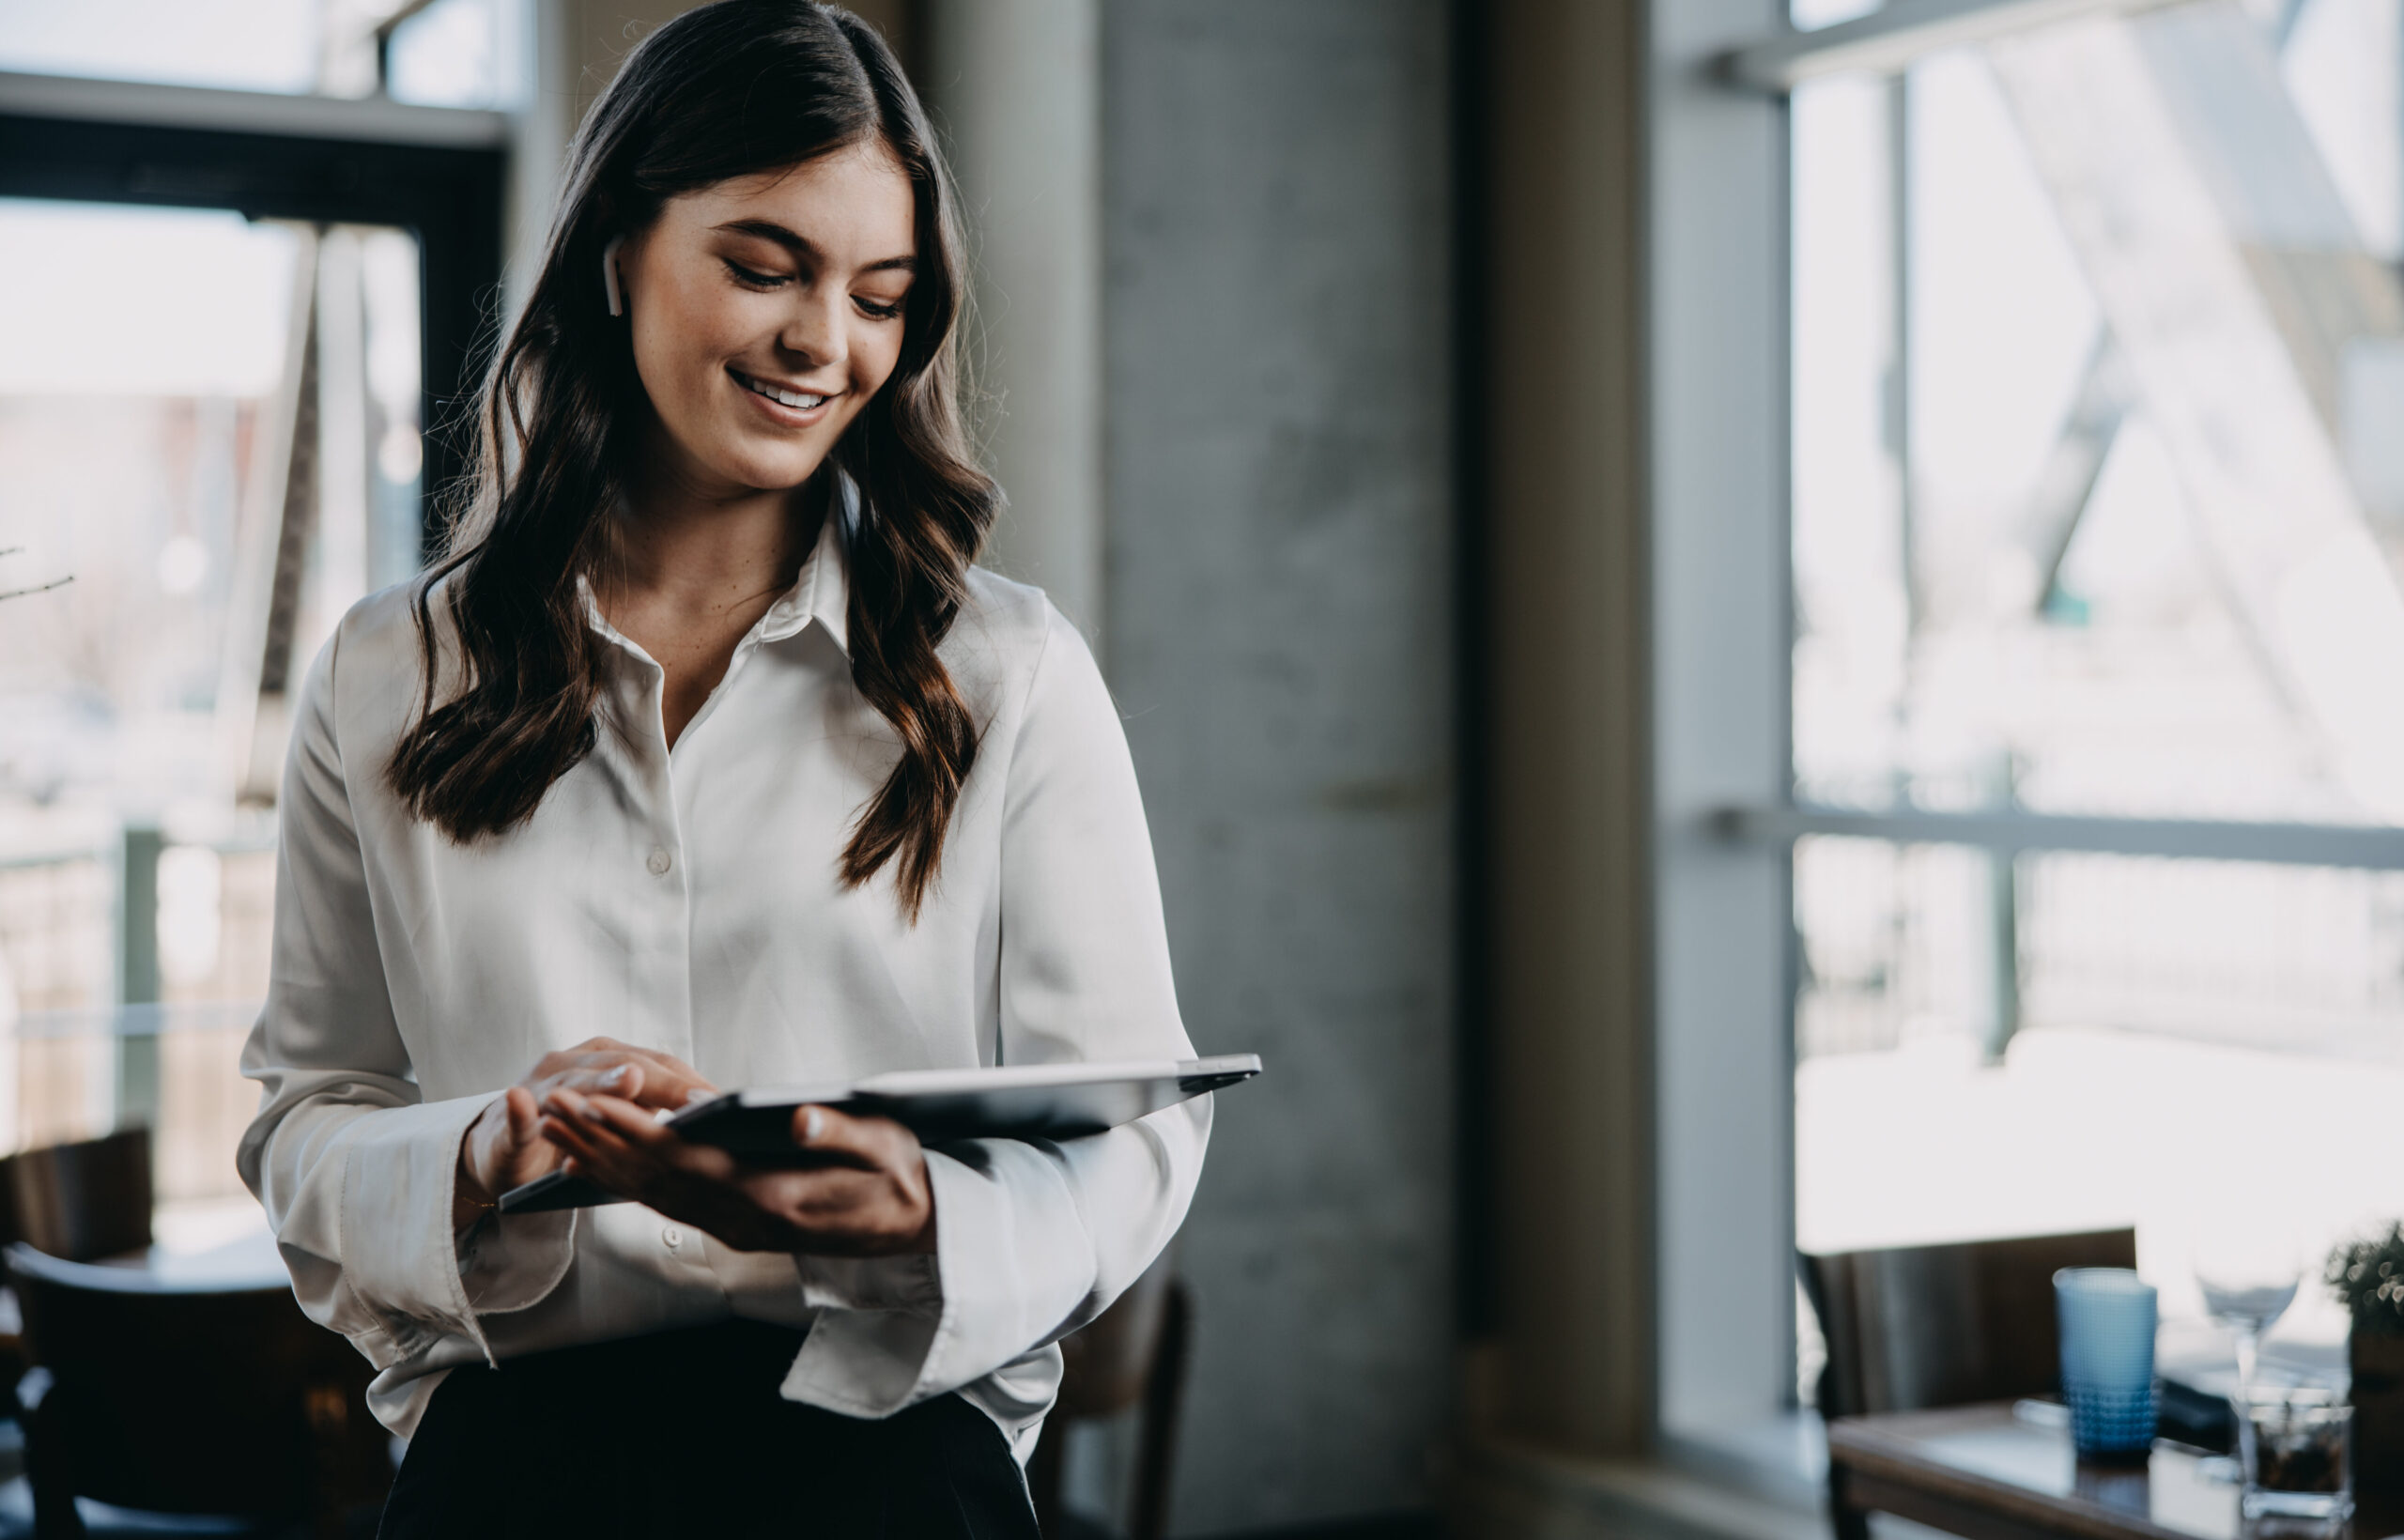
[1029,1248,1192,1540]
[8,1241,387,1517]
[1057,1247,1177,1417]
[6,1128,152,1263]
[1801,1227,2137,1419]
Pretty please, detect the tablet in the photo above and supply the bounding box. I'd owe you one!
[497,1053,1261,1215]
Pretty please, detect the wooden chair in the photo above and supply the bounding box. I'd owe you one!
[1026,1253,1193,1540]
[5,1129,154,1264]
[8,1241,391,1540]
[0,1128,159,1432]
[1800,1227,2137,1540]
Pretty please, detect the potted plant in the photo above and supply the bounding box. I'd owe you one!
[2326,1224,2404,1489]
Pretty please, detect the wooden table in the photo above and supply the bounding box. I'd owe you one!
[0,1221,286,1337]
[89,1224,287,1291]
[1829,1403,2404,1540]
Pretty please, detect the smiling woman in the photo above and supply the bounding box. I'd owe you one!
[236,5,1209,1537]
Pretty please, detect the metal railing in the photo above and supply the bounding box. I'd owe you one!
[0,825,273,1202]
[1725,803,2404,1061]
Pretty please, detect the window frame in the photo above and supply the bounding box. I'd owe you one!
[1649,0,1799,1475]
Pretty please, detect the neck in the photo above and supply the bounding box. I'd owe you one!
[609,433,827,615]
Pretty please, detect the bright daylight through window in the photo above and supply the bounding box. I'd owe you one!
[0,0,527,108]
[0,0,511,1254]
[0,201,424,1248]
[1791,0,2404,1393]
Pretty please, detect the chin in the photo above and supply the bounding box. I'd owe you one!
[714,442,831,493]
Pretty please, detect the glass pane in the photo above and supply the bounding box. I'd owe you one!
[1795,836,2404,1350]
[0,0,319,95]
[1792,0,2404,825]
[0,202,423,821]
[1791,0,2404,1399]
[1793,0,1883,29]
[386,0,530,110]
[0,0,530,105]
[0,200,422,1225]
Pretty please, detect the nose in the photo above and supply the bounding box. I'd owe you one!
[778,285,849,375]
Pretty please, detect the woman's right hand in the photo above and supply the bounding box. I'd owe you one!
[455,1039,717,1233]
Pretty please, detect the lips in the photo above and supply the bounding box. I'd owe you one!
[730,367,833,410]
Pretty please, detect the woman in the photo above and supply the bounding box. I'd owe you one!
[236,5,1207,1534]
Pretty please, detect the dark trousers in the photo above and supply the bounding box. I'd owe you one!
[376,1319,1041,1540]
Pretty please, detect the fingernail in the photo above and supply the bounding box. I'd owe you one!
[600,1066,626,1086]
[803,1107,824,1142]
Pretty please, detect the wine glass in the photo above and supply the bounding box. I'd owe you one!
[2194,1229,2303,1394]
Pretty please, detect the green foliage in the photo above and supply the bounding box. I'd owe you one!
[2327,1224,2404,1337]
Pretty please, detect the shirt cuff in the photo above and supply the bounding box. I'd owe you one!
[778,1147,1013,1419]
[462,1206,578,1316]
[337,1091,573,1369]
[794,1252,943,1315]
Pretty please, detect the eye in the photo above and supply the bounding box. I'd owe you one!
[722,259,790,290]
[854,294,905,320]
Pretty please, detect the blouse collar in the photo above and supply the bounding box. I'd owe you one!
[581,473,854,660]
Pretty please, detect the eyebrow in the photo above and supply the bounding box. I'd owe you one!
[713,218,916,275]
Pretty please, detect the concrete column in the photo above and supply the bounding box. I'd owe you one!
[1102,4,1456,1530]
[925,0,1105,640]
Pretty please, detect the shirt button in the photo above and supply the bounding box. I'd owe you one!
[662,1226,683,1251]
[646,846,672,876]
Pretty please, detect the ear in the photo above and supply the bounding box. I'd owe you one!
[602,235,627,317]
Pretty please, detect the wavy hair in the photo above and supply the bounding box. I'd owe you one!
[386,0,995,918]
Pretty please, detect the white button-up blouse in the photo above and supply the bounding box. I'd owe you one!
[237,508,1209,1455]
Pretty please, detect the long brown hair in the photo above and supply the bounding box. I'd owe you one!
[386,1,996,918]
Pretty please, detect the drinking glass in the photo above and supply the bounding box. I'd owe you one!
[2056,1268,2158,1462]
[2237,1383,2353,1522]
[2194,1229,2302,1394]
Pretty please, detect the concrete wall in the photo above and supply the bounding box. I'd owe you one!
[1101,4,1458,1531]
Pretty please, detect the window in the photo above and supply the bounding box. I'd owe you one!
[1782,0,2404,1392]
[0,57,507,1244]
[1636,0,2404,1486]
[0,0,321,97]
[0,0,531,110]
[386,0,531,110]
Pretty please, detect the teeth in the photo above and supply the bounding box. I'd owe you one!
[739,372,827,409]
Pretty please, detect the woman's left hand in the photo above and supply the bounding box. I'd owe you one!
[536,1087,936,1256]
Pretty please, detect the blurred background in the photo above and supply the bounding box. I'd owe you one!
[2,0,2402,1535]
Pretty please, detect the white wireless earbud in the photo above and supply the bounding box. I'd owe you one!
[602,235,626,317]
